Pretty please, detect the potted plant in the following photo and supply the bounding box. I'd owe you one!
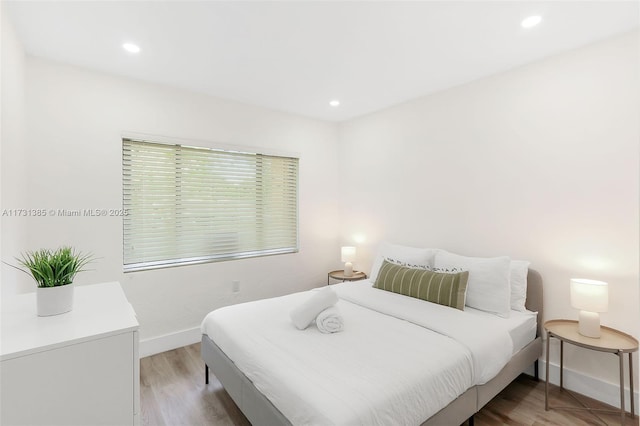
[14,247,92,316]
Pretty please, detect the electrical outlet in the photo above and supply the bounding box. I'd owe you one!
[232,280,240,293]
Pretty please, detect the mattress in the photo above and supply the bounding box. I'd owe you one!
[464,306,537,354]
[201,281,524,426]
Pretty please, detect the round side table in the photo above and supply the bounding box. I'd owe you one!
[327,270,367,285]
[544,319,638,425]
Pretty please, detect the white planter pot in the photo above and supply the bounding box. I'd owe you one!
[37,283,74,316]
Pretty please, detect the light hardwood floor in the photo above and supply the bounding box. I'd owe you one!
[141,343,638,425]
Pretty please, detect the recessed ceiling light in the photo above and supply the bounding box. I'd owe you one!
[329,100,340,107]
[122,43,141,54]
[521,15,542,29]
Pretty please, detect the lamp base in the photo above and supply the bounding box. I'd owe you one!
[344,262,353,277]
[578,310,601,338]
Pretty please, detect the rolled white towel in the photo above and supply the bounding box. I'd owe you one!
[316,306,344,334]
[290,287,338,330]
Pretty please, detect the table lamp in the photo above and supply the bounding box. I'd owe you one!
[570,278,608,338]
[341,246,356,277]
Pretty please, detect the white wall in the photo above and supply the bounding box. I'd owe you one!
[337,31,639,405]
[1,4,29,299]
[12,57,340,342]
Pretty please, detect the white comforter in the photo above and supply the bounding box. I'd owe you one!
[201,281,514,426]
[335,281,514,384]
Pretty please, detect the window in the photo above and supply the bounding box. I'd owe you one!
[122,138,299,272]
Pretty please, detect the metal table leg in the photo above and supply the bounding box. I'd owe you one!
[545,333,551,410]
[560,340,564,390]
[630,352,635,418]
[619,352,625,425]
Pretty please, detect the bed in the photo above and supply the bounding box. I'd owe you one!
[201,268,543,426]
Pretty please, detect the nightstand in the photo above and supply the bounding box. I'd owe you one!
[544,319,638,425]
[327,270,367,285]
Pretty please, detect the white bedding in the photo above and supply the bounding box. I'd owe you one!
[201,281,525,426]
[334,281,514,384]
[463,306,537,354]
[336,280,536,355]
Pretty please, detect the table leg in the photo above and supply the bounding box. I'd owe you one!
[560,340,564,390]
[545,333,551,410]
[630,352,635,418]
[619,352,625,425]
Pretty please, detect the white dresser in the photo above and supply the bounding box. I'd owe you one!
[1,282,140,425]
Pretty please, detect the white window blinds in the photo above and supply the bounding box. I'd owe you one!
[122,138,299,272]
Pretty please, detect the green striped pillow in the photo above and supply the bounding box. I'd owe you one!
[373,260,469,310]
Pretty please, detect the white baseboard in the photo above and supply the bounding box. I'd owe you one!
[139,327,201,358]
[541,359,639,411]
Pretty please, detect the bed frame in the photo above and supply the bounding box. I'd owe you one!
[202,270,543,426]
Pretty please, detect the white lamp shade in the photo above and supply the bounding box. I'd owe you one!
[341,246,356,263]
[570,278,608,313]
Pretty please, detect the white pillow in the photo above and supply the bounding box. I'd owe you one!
[510,260,530,312]
[434,251,511,318]
[369,242,437,282]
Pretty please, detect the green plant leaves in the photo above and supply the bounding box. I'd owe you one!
[16,247,93,288]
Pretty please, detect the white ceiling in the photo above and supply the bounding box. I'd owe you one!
[5,1,639,122]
